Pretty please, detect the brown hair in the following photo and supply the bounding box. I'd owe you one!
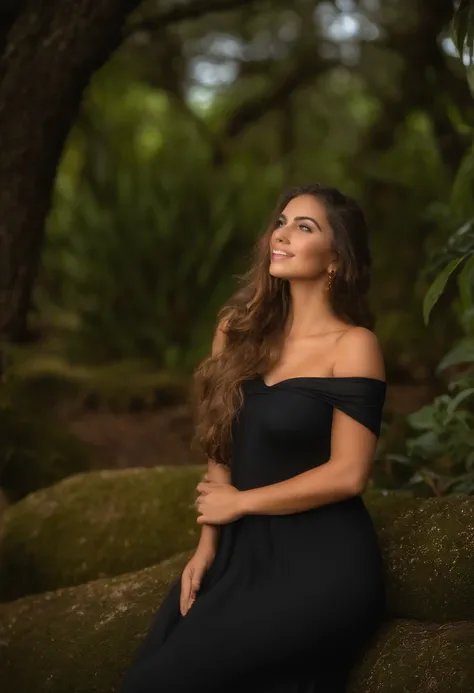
[190,182,375,469]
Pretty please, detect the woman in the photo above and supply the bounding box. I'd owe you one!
[120,182,387,693]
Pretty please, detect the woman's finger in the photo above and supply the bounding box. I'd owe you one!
[196,481,213,493]
[180,570,192,616]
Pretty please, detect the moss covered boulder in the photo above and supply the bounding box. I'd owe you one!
[0,466,205,601]
[0,547,192,693]
[349,618,474,693]
[1,469,473,623]
[1,553,473,693]
[364,492,474,622]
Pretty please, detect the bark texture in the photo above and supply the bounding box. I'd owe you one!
[0,0,142,343]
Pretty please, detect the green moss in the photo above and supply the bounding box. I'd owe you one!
[349,619,474,692]
[0,551,192,693]
[2,477,473,624]
[0,555,473,693]
[0,466,205,601]
[364,492,474,622]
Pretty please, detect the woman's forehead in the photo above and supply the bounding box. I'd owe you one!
[281,195,327,223]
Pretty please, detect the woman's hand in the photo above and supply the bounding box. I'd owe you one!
[195,474,245,525]
[180,549,215,616]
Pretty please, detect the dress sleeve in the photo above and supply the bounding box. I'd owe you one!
[327,378,387,437]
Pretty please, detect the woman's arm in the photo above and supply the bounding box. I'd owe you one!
[195,317,231,555]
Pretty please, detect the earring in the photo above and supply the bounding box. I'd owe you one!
[327,269,336,290]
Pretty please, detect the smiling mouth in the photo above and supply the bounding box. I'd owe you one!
[271,250,294,260]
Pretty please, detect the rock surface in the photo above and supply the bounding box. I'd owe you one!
[1,550,473,693]
[1,470,473,622]
[0,466,204,601]
[365,491,474,622]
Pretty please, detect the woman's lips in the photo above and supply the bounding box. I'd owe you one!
[271,251,294,261]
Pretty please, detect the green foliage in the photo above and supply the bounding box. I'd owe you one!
[452,0,474,65]
[398,210,474,495]
[420,142,474,325]
[452,1,474,99]
[32,36,459,383]
[37,69,284,373]
[40,146,276,372]
[423,255,467,326]
[387,385,474,496]
[1,339,190,410]
[8,1,474,505]
[381,1,474,497]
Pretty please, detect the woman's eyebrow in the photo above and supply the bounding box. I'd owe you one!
[294,215,322,231]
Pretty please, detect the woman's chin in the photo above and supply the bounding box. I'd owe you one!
[269,265,294,278]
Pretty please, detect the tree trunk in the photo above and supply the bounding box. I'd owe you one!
[0,0,141,348]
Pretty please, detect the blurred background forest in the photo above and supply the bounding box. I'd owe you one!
[2,0,474,508]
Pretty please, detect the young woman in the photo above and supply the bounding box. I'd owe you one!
[120,182,387,693]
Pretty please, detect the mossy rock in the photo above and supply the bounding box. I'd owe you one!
[0,403,94,503]
[363,492,474,622]
[0,554,473,693]
[0,544,192,692]
[349,618,474,693]
[1,471,473,623]
[0,466,205,601]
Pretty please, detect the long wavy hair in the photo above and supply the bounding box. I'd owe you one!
[190,182,375,469]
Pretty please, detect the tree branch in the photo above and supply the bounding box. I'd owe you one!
[125,0,265,36]
[222,54,339,141]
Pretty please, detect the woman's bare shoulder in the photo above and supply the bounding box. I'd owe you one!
[332,326,385,381]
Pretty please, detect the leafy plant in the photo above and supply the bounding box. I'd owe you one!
[382,0,474,497]
[387,382,474,496]
[397,205,474,496]
[452,0,474,96]
[35,93,283,374]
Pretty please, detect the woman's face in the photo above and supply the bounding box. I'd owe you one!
[268,194,338,280]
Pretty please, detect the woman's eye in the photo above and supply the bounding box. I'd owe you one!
[299,224,311,232]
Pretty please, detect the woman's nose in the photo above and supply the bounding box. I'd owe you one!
[275,225,290,241]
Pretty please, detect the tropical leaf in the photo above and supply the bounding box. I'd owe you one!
[423,255,467,325]
[457,250,474,309]
[436,338,474,372]
[452,0,474,62]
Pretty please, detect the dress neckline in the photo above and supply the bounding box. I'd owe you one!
[260,374,386,389]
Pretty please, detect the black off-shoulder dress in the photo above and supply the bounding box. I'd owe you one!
[120,375,387,693]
